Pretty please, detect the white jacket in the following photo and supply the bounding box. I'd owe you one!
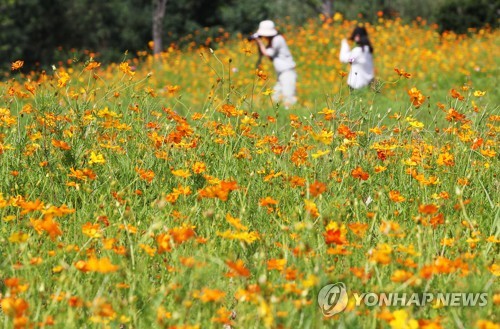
[339,39,374,89]
[265,35,296,73]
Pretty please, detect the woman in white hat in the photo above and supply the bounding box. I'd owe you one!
[252,20,297,108]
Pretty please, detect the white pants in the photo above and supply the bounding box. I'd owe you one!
[272,69,297,108]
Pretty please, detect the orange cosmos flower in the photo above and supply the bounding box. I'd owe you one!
[19,199,44,214]
[256,69,268,80]
[218,104,240,117]
[380,220,405,238]
[166,85,180,95]
[394,67,412,78]
[259,196,279,213]
[291,147,308,166]
[198,185,229,201]
[212,307,233,325]
[436,152,454,166]
[471,138,483,150]
[192,161,206,174]
[267,258,286,271]
[304,199,319,217]
[309,181,326,197]
[259,196,278,207]
[30,216,62,240]
[389,190,406,203]
[480,149,496,157]
[289,176,306,187]
[351,166,369,180]
[84,61,101,71]
[1,296,29,317]
[82,222,102,238]
[390,270,415,284]
[446,108,467,123]
[169,226,195,244]
[199,288,225,303]
[11,60,24,71]
[476,320,499,329]
[225,213,248,231]
[24,82,36,95]
[418,204,439,214]
[407,87,425,107]
[75,257,119,273]
[156,233,172,253]
[119,62,135,76]
[220,180,238,192]
[350,267,371,281]
[318,107,336,120]
[139,244,156,257]
[51,139,71,150]
[323,229,347,245]
[337,124,356,139]
[369,243,392,265]
[450,88,465,101]
[171,168,191,178]
[135,167,155,183]
[348,222,369,237]
[429,213,444,227]
[225,260,250,278]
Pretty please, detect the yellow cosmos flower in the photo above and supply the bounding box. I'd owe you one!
[89,151,106,165]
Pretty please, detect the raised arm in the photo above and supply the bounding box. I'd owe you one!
[339,39,366,64]
[256,38,275,59]
[339,39,351,63]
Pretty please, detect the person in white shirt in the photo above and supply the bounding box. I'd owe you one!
[339,26,374,90]
[252,20,297,108]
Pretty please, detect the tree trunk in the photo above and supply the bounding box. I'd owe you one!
[152,0,167,56]
[321,0,333,19]
[305,0,333,20]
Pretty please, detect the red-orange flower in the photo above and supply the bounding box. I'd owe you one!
[351,167,369,180]
[225,260,250,278]
[418,204,439,214]
[394,67,412,78]
[337,124,356,139]
[309,181,326,197]
[324,229,347,245]
[450,88,465,101]
[136,167,155,183]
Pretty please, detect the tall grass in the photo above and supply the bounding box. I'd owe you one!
[0,17,498,329]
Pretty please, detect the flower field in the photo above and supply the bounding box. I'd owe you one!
[0,17,499,329]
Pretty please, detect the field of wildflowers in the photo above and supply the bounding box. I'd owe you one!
[0,17,499,329]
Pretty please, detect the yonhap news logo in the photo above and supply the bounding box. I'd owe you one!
[317,282,349,317]
[317,282,489,317]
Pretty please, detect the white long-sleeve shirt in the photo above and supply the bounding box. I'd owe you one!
[264,35,296,73]
[339,39,374,89]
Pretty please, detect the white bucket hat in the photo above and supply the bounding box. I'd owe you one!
[257,20,278,37]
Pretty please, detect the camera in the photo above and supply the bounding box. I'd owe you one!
[247,33,259,41]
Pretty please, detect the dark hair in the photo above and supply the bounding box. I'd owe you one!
[350,26,368,40]
[350,26,374,54]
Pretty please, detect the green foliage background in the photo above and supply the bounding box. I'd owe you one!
[0,0,498,74]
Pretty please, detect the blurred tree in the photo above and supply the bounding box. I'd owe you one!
[436,0,499,33]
